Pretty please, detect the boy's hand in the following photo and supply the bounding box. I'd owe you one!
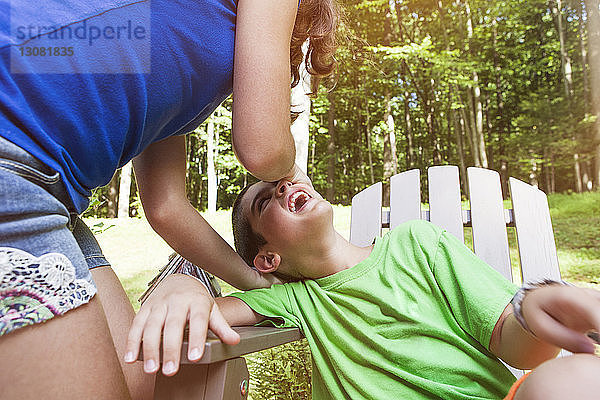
[522,285,600,354]
[124,274,240,376]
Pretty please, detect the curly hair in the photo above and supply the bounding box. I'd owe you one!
[290,0,341,96]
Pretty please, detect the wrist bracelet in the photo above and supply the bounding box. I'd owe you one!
[510,279,571,334]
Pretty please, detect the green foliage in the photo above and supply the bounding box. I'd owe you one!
[84,0,598,216]
[246,340,313,400]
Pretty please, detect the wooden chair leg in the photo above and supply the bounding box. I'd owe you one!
[154,358,249,400]
[206,358,249,400]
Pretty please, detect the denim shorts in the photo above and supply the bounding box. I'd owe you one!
[0,135,106,335]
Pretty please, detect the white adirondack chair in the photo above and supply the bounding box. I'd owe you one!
[152,165,561,399]
[350,165,564,378]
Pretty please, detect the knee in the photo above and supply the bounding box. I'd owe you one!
[515,354,600,400]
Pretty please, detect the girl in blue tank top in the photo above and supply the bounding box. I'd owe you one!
[0,0,340,397]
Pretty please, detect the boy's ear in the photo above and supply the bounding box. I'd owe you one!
[253,249,281,274]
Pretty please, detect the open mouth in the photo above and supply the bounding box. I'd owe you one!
[288,190,311,213]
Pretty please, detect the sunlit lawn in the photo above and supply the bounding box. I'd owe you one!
[88,191,600,309]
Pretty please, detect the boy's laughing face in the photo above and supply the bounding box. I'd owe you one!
[240,179,333,265]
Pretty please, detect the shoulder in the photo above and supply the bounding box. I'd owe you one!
[382,220,445,266]
[388,219,444,245]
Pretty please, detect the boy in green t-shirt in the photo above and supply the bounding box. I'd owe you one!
[127,177,600,399]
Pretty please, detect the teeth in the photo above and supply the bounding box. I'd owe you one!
[289,190,310,213]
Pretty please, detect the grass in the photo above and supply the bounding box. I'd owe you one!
[548,192,600,287]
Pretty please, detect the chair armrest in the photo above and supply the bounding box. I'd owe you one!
[190,326,304,364]
[139,326,303,365]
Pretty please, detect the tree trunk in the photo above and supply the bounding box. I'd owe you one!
[381,5,397,203]
[188,132,202,208]
[207,119,217,214]
[465,0,488,169]
[552,0,575,96]
[543,147,554,193]
[452,109,469,197]
[326,93,336,201]
[429,78,443,164]
[493,19,509,196]
[117,161,132,218]
[529,153,539,189]
[365,92,375,184]
[382,92,397,205]
[584,0,600,189]
[472,81,488,168]
[582,161,592,190]
[553,0,583,192]
[383,92,398,176]
[464,91,482,167]
[576,0,591,109]
[484,93,494,169]
[404,93,414,169]
[106,171,119,218]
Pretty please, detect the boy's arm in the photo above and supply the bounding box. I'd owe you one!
[216,296,266,327]
[490,285,600,369]
[489,303,560,369]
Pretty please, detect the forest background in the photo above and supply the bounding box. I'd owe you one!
[86,0,600,218]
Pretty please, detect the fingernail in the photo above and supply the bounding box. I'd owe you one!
[189,347,201,360]
[124,352,135,363]
[144,359,157,373]
[163,361,176,375]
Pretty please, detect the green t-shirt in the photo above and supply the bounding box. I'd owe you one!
[229,220,519,399]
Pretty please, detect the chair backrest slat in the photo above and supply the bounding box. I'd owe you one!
[350,182,382,246]
[509,178,561,282]
[428,166,464,242]
[390,169,421,229]
[467,167,512,280]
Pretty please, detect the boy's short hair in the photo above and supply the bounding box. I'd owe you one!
[232,184,267,268]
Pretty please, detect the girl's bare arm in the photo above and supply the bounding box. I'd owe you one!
[231,0,299,182]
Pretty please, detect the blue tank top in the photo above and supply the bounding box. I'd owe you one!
[0,0,236,212]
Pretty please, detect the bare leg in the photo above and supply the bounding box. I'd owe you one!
[92,266,155,400]
[514,354,600,400]
[0,297,131,399]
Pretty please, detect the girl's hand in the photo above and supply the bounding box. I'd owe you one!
[249,268,285,288]
[522,285,600,354]
[124,274,240,376]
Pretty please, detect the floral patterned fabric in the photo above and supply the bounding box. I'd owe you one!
[0,248,96,335]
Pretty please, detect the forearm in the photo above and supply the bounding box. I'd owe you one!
[497,313,560,369]
[232,131,295,182]
[231,0,298,182]
[216,296,264,326]
[147,199,267,290]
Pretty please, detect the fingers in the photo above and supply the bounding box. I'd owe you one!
[530,308,597,354]
[142,303,168,373]
[124,306,151,364]
[525,285,600,353]
[187,301,240,363]
[209,303,241,345]
[161,301,189,376]
[186,302,211,362]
